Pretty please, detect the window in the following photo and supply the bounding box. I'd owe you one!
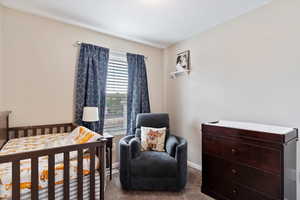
[104,52,128,136]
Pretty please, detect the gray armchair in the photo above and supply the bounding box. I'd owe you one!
[119,113,187,191]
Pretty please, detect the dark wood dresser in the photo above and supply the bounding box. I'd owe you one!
[201,121,298,200]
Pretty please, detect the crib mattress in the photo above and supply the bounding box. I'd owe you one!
[17,171,103,200]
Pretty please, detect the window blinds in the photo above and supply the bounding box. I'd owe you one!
[106,58,128,94]
[104,53,128,135]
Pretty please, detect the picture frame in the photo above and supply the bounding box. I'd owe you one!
[176,50,190,72]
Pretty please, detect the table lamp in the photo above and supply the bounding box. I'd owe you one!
[82,107,99,131]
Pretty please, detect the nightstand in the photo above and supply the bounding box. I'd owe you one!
[103,133,114,180]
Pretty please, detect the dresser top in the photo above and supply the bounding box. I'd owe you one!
[205,120,294,135]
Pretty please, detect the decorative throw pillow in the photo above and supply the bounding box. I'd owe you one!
[69,126,102,144]
[141,127,166,152]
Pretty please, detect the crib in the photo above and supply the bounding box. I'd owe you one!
[0,111,106,200]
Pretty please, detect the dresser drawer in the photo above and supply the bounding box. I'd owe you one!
[202,181,275,200]
[203,154,281,199]
[203,135,281,174]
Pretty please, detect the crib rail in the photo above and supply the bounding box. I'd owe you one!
[0,139,106,200]
[8,123,76,139]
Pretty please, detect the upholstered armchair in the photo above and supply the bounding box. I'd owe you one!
[119,113,187,191]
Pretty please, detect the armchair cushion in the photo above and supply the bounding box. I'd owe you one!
[131,151,177,178]
[141,127,167,152]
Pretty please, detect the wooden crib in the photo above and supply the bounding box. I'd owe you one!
[0,111,106,200]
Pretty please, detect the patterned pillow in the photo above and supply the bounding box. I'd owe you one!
[69,126,102,144]
[141,127,166,152]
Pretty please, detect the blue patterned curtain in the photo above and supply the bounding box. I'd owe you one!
[126,53,150,135]
[75,43,109,133]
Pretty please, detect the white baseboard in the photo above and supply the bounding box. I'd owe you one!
[287,169,297,182]
[187,161,202,171]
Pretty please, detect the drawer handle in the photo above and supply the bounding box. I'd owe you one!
[231,169,237,175]
[232,189,238,195]
[231,148,237,154]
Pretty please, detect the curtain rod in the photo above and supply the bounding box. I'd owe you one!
[74,41,148,60]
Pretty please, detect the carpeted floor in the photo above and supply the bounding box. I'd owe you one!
[104,167,214,200]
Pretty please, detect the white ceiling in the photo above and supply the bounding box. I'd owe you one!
[0,0,271,48]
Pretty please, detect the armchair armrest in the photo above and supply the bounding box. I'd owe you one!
[119,135,141,159]
[166,135,179,157]
[175,137,187,162]
[119,135,134,160]
[119,135,136,189]
[129,137,141,159]
[175,137,187,189]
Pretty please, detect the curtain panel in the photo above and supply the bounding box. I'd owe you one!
[126,53,151,135]
[75,43,109,133]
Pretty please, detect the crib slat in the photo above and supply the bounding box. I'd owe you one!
[77,149,83,200]
[16,130,18,138]
[12,160,20,200]
[68,125,71,132]
[62,126,65,133]
[65,125,70,132]
[48,154,55,199]
[32,128,37,136]
[63,125,67,132]
[41,128,45,135]
[89,147,96,200]
[24,129,29,137]
[31,157,39,200]
[63,151,70,200]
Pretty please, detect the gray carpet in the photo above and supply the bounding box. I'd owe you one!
[104,167,214,200]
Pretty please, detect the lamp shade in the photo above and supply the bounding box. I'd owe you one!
[82,107,99,122]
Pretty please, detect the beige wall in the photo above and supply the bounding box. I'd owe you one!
[163,0,299,183]
[2,8,164,127]
[0,5,4,110]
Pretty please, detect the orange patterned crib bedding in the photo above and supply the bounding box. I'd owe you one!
[0,133,100,199]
